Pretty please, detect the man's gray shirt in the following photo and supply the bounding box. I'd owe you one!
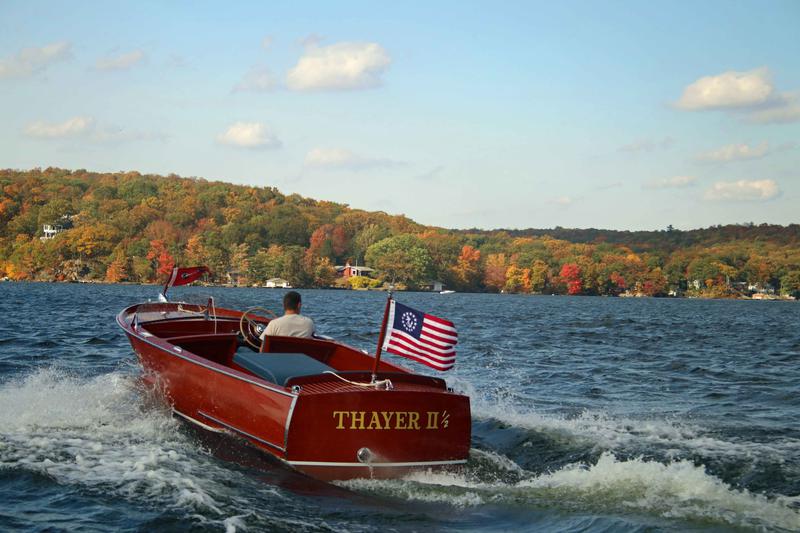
[261,314,315,338]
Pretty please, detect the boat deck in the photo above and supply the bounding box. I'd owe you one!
[289,377,448,395]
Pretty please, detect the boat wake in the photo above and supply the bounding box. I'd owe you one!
[340,382,800,531]
[0,368,445,532]
[451,377,800,465]
[343,450,800,531]
[0,368,276,530]
[3,368,799,531]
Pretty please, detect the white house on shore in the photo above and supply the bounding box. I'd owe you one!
[265,278,291,288]
[40,215,74,241]
[40,224,65,241]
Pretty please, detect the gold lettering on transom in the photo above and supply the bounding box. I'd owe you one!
[366,411,382,430]
[331,410,450,430]
[350,411,365,430]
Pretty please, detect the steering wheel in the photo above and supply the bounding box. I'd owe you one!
[239,307,277,349]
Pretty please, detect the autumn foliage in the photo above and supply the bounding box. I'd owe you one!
[1,167,799,298]
[559,263,582,295]
[146,239,175,278]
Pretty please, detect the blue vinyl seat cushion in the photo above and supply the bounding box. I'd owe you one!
[233,351,334,386]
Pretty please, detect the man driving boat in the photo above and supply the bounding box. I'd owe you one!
[260,291,315,339]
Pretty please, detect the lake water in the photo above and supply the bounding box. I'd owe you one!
[1,283,798,532]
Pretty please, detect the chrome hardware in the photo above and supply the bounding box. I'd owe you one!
[357,447,373,464]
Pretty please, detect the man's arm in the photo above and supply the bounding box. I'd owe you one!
[262,319,278,339]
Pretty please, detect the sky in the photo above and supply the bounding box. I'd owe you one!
[1,1,798,231]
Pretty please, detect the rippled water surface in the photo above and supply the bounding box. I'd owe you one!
[1,282,799,532]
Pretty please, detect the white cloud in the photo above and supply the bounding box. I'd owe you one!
[0,41,71,79]
[217,122,281,149]
[694,142,769,163]
[645,175,696,189]
[551,196,573,206]
[674,67,800,124]
[233,66,277,92]
[24,116,164,143]
[24,116,165,143]
[95,50,145,71]
[24,116,95,138]
[704,179,780,201]
[675,68,775,110]
[299,34,324,48]
[305,147,400,170]
[286,42,391,91]
[746,92,800,124]
[261,36,274,50]
[618,137,674,153]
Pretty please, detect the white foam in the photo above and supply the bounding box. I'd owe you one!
[345,452,800,530]
[342,477,485,507]
[469,448,525,474]
[0,368,263,526]
[470,395,800,466]
[223,514,249,533]
[523,452,800,530]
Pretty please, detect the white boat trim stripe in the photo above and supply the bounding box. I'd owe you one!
[197,410,286,453]
[173,409,226,433]
[284,395,299,451]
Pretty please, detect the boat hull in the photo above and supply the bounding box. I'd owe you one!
[119,304,470,480]
[284,383,470,480]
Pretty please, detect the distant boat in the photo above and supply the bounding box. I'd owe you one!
[439,290,456,295]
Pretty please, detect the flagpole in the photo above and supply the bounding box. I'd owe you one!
[371,287,393,382]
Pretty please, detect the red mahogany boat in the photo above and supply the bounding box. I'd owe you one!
[117,293,471,481]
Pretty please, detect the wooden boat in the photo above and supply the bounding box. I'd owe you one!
[117,300,471,480]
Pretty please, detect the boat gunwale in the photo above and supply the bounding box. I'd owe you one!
[116,303,298,398]
[116,302,444,397]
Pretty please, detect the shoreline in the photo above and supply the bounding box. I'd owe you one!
[1,278,795,301]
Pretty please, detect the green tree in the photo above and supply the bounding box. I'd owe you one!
[503,265,526,293]
[249,245,285,283]
[529,259,550,293]
[365,234,433,288]
[780,270,800,297]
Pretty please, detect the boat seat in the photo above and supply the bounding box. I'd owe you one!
[233,351,335,386]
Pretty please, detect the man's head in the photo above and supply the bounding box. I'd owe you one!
[283,291,302,313]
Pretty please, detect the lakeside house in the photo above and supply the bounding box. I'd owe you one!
[748,282,775,295]
[265,277,291,288]
[40,215,74,241]
[41,224,64,240]
[335,261,374,279]
[424,280,445,292]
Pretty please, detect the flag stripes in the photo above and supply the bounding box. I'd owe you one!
[381,299,458,371]
[384,343,455,371]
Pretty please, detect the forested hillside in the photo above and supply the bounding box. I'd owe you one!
[1,167,799,297]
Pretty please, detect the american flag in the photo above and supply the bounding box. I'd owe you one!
[382,300,458,371]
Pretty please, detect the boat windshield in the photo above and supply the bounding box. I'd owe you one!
[133,301,214,324]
